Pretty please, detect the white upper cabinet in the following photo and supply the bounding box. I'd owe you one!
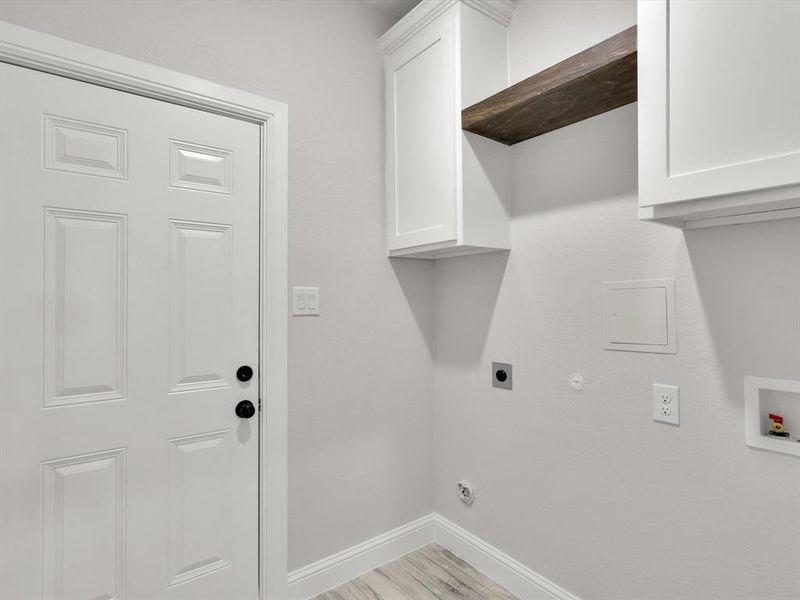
[380,0,514,258]
[638,0,800,228]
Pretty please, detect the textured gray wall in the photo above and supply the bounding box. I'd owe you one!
[432,2,800,599]
[4,2,798,597]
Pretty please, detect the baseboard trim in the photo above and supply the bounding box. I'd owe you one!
[433,514,581,600]
[286,513,436,599]
[285,513,581,600]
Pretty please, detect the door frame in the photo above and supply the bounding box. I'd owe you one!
[0,21,290,600]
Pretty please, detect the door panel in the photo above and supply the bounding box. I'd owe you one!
[43,208,128,407]
[169,140,233,195]
[167,429,232,587]
[386,8,459,250]
[638,0,800,207]
[168,220,234,394]
[0,63,260,599]
[667,0,799,177]
[42,448,126,600]
[44,114,128,180]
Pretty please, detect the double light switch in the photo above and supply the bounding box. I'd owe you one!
[293,286,320,316]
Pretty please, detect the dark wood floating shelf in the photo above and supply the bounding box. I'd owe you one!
[462,26,637,145]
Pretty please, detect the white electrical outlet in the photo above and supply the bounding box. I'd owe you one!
[456,480,475,506]
[653,384,680,425]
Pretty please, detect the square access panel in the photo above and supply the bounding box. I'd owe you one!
[603,279,676,354]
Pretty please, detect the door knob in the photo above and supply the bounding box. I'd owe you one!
[235,400,256,419]
[236,365,253,382]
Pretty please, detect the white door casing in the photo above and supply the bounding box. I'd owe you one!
[0,22,289,600]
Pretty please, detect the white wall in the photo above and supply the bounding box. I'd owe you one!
[433,2,800,599]
[0,0,435,571]
[5,2,799,597]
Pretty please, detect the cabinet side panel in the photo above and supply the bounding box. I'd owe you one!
[637,0,669,207]
[461,132,510,250]
[459,3,511,249]
[459,2,509,108]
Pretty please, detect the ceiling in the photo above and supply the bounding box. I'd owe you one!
[361,0,421,20]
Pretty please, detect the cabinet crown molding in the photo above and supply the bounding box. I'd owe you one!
[379,0,515,54]
[462,0,516,27]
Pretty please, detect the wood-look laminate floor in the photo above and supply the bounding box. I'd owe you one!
[312,543,519,600]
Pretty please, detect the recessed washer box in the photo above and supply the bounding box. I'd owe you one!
[603,279,676,354]
[745,376,800,457]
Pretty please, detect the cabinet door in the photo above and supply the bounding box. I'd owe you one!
[386,9,459,251]
[639,0,800,207]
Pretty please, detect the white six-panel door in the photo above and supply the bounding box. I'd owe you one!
[0,63,260,599]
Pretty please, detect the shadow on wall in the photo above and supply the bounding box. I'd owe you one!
[512,104,639,216]
[432,106,640,370]
[433,250,509,367]
[389,257,436,356]
[684,219,800,405]
[463,131,512,220]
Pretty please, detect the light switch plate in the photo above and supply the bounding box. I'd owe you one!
[603,279,676,354]
[292,286,320,316]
